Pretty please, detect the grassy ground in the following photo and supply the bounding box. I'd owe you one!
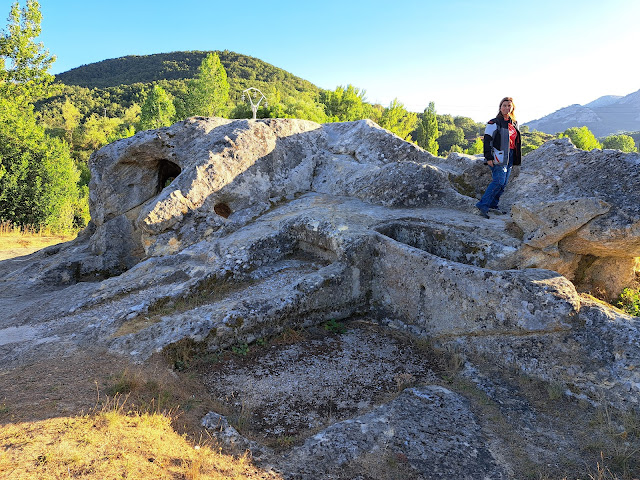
[0,223,77,261]
[0,352,281,480]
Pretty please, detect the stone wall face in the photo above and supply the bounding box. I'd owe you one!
[371,233,579,338]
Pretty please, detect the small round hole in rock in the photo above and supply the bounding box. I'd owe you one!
[214,203,232,218]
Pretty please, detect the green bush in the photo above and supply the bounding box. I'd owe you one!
[616,288,640,316]
[0,99,80,231]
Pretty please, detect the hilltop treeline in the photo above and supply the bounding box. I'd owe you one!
[55,50,320,93]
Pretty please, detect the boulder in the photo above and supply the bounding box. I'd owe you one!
[502,138,640,299]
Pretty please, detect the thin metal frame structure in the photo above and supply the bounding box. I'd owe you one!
[241,87,267,120]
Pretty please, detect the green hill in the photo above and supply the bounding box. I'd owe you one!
[54,50,321,97]
[38,50,325,127]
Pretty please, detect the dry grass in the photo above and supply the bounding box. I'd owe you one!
[0,397,279,480]
[0,352,280,480]
[0,222,76,261]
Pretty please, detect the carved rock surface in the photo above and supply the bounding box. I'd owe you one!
[1,118,639,478]
[277,386,509,480]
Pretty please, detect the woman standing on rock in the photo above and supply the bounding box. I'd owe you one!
[476,97,522,218]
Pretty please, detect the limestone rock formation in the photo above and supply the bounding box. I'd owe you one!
[446,138,640,300]
[1,117,639,478]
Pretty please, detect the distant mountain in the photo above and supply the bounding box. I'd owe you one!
[524,89,640,137]
[583,95,622,109]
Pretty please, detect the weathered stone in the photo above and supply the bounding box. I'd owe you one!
[372,233,580,338]
[576,256,639,300]
[500,138,640,295]
[511,197,611,249]
[2,117,640,478]
[276,386,509,480]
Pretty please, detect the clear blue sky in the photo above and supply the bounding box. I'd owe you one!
[2,0,640,122]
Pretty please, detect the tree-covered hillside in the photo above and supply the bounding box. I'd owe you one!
[55,50,320,97]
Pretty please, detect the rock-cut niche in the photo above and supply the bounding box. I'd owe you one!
[157,159,181,194]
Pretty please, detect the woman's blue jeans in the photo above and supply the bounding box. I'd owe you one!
[476,149,514,213]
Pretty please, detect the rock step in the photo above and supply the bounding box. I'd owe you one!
[108,258,363,360]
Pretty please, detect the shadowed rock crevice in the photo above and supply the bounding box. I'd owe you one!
[375,220,519,268]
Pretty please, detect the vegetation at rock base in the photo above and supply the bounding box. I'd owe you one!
[601,133,637,153]
[617,287,640,316]
[0,222,76,260]
[521,129,556,155]
[0,388,279,480]
[560,126,602,150]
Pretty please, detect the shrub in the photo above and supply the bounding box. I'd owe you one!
[616,288,640,316]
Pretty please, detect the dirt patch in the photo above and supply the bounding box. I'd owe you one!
[0,235,74,262]
[0,247,44,262]
[197,320,439,447]
[0,349,216,444]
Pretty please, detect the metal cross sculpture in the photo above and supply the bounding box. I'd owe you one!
[241,87,268,120]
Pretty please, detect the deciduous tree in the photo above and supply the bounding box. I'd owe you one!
[0,97,79,229]
[601,134,637,153]
[560,126,601,151]
[0,1,84,230]
[0,0,55,103]
[438,126,465,155]
[140,85,176,130]
[184,52,230,118]
[454,116,484,140]
[320,84,368,122]
[378,98,417,140]
[465,137,483,155]
[415,102,439,155]
[60,98,81,143]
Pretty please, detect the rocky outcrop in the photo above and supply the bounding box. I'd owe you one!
[445,138,640,300]
[503,138,640,299]
[1,117,639,479]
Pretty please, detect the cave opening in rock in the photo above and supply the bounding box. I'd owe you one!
[157,159,182,193]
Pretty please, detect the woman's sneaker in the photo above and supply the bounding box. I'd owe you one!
[477,206,490,219]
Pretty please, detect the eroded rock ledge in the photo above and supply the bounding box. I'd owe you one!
[1,117,639,479]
